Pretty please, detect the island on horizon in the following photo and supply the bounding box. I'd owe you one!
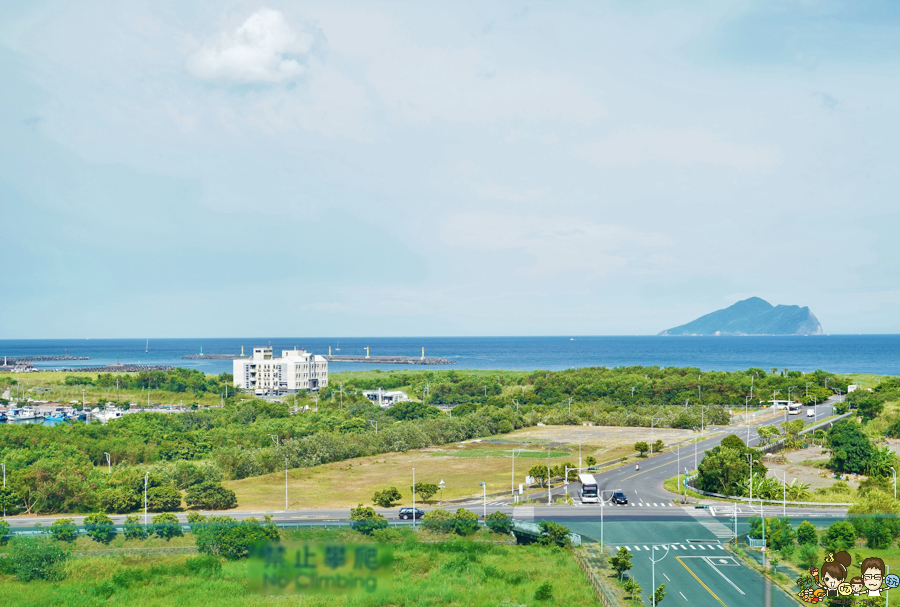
[658,296,823,336]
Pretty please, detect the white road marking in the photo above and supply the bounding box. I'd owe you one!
[664,573,671,582]
[643,545,650,550]
[679,592,687,601]
[633,546,641,551]
[704,557,746,595]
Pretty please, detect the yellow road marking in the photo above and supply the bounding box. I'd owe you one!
[676,556,728,607]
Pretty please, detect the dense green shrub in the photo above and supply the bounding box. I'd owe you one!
[451,508,479,536]
[151,513,182,540]
[84,513,117,544]
[485,511,513,535]
[49,518,78,543]
[123,514,148,540]
[185,482,237,510]
[350,504,388,536]
[193,514,278,560]
[7,537,68,581]
[0,519,10,545]
[534,581,553,600]
[147,485,182,511]
[422,508,454,534]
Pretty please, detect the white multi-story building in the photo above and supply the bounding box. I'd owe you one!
[233,347,327,394]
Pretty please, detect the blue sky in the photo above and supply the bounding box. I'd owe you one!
[1,1,898,338]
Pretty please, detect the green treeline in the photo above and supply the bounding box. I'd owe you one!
[65,369,233,394]
[0,365,880,516]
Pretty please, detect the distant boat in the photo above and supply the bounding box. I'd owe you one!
[145,339,149,353]
[335,340,341,351]
[570,338,575,341]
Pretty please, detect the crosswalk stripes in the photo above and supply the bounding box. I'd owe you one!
[613,544,723,553]
[687,508,735,539]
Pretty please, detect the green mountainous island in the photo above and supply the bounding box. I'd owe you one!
[658,296,823,336]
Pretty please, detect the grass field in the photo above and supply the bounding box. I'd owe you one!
[0,527,598,607]
[225,426,672,509]
[2,370,227,408]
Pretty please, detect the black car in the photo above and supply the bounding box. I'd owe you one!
[612,491,628,505]
[398,507,424,520]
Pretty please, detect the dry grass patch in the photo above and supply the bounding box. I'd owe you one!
[225,425,697,511]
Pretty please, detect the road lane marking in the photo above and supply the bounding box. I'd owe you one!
[680,592,688,601]
[703,557,745,595]
[676,556,728,607]
[664,573,671,582]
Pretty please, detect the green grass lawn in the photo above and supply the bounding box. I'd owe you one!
[0,528,598,607]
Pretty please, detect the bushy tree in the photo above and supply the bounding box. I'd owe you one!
[798,543,819,570]
[410,482,438,503]
[610,546,633,580]
[697,446,765,497]
[123,514,148,540]
[49,518,77,543]
[749,517,795,551]
[83,513,116,544]
[538,520,571,547]
[372,487,402,508]
[586,456,597,467]
[797,521,817,546]
[652,440,664,453]
[720,434,747,451]
[529,464,549,487]
[485,511,513,535]
[826,420,874,474]
[821,520,856,552]
[185,482,237,510]
[634,442,649,456]
[451,508,479,536]
[654,584,666,605]
[350,504,388,535]
[7,538,68,581]
[152,513,182,540]
[386,401,441,421]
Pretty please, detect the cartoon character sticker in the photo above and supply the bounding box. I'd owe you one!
[798,552,897,604]
[810,551,852,598]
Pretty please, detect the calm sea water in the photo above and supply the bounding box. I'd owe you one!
[0,336,898,376]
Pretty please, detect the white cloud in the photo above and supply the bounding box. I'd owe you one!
[582,129,779,170]
[186,8,314,83]
[440,212,671,278]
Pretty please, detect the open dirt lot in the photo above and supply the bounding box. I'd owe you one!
[764,445,857,489]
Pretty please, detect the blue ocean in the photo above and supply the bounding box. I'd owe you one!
[0,335,898,376]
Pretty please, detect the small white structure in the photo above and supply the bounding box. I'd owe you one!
[768,399,794,410]
[233,347,328,395]
[847,384,859,393]
[362,388,409,408]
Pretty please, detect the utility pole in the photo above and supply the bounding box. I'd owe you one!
[144,472,149,526]
[650,417,661,455]
[105,452,111,474]
[547,451,552,505]
[368,420,377,434]
[412,467,416,529]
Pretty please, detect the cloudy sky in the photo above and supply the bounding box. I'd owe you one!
[1,1,898,338]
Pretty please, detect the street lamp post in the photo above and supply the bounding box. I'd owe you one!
[547,452,552,505]
[893,467,897,500]
[144,472,149,526]
[412,468,416,529]
[745,396,753,442]
[2,462,6,517]
[701,406,711,434]
[82,389,85,409]
[771,469,788,517]
[368,420,378,434]
[439,480,445,506]
[511,449,524,499]
[285,458,288,509]
[650,544,671,607]
[479,482,487,522]
[650,418,662,455]
[104,452,111,474]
